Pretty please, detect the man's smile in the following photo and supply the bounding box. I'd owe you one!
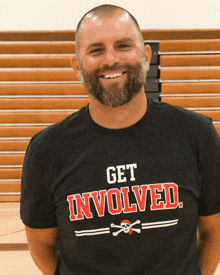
[99,71,126,80]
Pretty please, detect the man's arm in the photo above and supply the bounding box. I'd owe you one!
[25,225,59,275]
[198,212,220,275]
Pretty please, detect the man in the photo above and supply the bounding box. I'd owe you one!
[20,4,220,275]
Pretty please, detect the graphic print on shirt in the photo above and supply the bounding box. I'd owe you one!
[67,163,183,237]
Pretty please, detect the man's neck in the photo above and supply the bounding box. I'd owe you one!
[88,90,147,129]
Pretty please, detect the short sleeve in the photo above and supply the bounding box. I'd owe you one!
[198,119,220,216]
[20,138,57,228]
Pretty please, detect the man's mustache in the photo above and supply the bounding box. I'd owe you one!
[95,63,128,76]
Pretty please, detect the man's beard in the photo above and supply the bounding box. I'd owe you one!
[79,58,147,108]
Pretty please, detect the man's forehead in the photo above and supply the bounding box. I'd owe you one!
[78,12,139,45]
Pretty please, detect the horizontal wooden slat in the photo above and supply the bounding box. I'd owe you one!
[160,67,220,80]
[0,56,72,68]
[1,29,220,42]
[0,140,29,152]
[0,98,89,110]
[0,155,24,165]
[195,110,220,121]
[142,29,220,41]
[160,55,220,67]
[0,169,22,179]
[0,202,20,208]
[0,112,73,123]
[214,124,220,134]
[0,83,87,95]
[160,39,220,52]
[0,30,75,41]
[0,171,21,201]
[0,196,20,202]
[0,126,46,137]
[0,42,75,54]
[0,182,21,192]
[162,96,220,108]
[161,82,220,94]
[0,182,21,201]
[0,69,77,81]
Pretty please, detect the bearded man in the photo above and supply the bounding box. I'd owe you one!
[20,4,220,275]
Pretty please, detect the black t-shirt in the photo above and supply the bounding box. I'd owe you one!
[20,98,220,274]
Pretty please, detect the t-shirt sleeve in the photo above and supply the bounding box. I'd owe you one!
[197,118,220,216]
[20,138,57,228]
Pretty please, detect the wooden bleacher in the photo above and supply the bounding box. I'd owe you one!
[0,29,220,203]
[159,38,220,135]
[0,32,88,202]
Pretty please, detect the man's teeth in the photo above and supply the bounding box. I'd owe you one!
[103,72,123,79]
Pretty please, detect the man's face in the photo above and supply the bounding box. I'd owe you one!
[79,56,147,107]
[75,12,150,107]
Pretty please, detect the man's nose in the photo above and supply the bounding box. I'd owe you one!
[103,48,120,66]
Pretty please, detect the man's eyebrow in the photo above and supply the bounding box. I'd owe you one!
[86,38,135,51]
[86,43,104,51]
[115,37,135,44]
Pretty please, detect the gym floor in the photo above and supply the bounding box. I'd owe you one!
[0,202,220,275]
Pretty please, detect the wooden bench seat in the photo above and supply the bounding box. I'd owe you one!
[0,68,77,81]
[196,110,220,121]
[214,124,220,134]
[160,55,220,67]
[0,168,22,201]
[0,112,73,123]
[0,56,72,68]
[160,39,220,52]
[0,182,21,201]
[3,29,220,42]
[141,29,220,41]
[161,82,220,95]
[1,169,22,179]
[0,83,87,95]
[0,140,29,152]
[0,195,20,202]
[0,30,76,41]
[0,182,20,192]
[160,67,220,81]
[0,42,75,54]
[0,155,24,165]
[0,196,21,202]
[162,96,220,108]
[0,126,46,138]
[0,98,89,110]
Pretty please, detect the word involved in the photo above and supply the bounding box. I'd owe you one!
[67,183,183,221]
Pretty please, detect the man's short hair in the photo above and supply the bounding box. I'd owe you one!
[75,4,144,55]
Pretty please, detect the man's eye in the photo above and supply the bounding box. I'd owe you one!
[89,48,102,54]
[118,44,131,49]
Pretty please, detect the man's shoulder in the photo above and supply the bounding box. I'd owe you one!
[151,99,212,126]
[148,99,215,140]
[29,106,88,149]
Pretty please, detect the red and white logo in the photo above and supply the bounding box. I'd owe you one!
[111,220,141,236]
[74,218,179,237]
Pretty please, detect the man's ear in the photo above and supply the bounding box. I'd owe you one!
[143,44,152,71]
[70,55,81,80]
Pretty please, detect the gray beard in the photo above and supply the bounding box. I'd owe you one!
[79,58,147,107]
